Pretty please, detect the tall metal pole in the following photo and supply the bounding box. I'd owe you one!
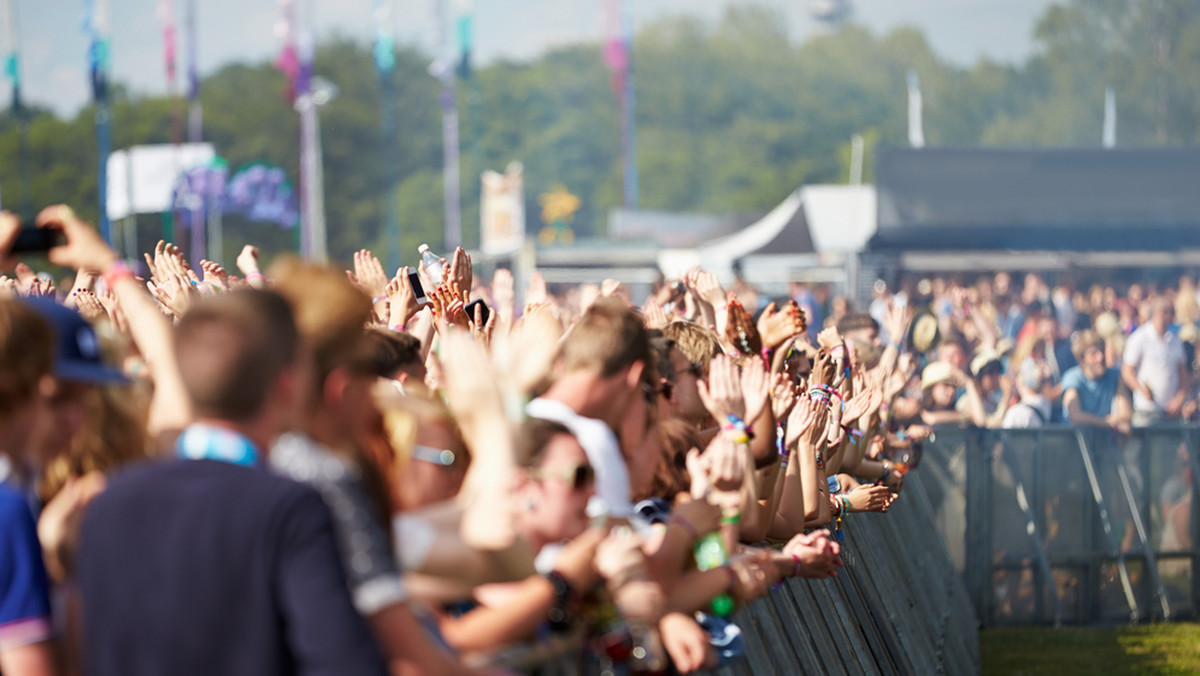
[436,0,461,250]
[374,0,400,271]
[619,0,637,210]
[88,0,113,245]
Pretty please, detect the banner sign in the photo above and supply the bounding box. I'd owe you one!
[480,162,525,256]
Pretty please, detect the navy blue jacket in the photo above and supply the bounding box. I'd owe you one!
[78,459,387,676]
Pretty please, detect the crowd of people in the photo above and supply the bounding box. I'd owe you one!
[0,204,1155,675]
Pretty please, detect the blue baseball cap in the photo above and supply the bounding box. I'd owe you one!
[20,297,129,385]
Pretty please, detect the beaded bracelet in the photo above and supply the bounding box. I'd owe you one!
[102,260,135,288]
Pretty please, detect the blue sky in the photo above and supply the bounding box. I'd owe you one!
[8,0,1056,117]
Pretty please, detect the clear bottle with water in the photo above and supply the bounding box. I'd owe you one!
[418,244,444,285]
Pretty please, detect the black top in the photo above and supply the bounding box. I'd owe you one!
[77,458,387,676]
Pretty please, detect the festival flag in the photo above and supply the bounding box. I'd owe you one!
[1,0,20,112]
[85,0,111,102]
[454,0,472,80]
[157,0,177,87]
[1102,86,1116,149]
[602,0,626,96]
[906,70,925,149]
[186,0,201,142]
[273,0,299,99]
[372,0,395,74]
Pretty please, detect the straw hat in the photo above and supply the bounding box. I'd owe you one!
[920,361,956,390]
[908,310,941,354]
[1093,312,1120,340]
[969,350,1003,378]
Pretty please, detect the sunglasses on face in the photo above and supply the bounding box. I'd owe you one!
[529,463,595,491]
[411,444,458,467]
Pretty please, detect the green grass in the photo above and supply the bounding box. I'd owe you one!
[981,624,1200,676]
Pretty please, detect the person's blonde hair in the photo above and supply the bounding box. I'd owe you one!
[559,298,649,377]
[662,321,722,376]
[269,256,374,390]
[40,384,151,503]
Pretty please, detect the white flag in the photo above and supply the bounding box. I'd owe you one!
[907,70,925,148]
[1102,86,1116,148]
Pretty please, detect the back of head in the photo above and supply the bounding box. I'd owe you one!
[175,290,299,423]
[269,257,373,388]
[662,320,722,375]
[836,313,878,336]
[363,327,423,379]
[560,298,649,378]
[515,417,574,468]
[0,298,53,419]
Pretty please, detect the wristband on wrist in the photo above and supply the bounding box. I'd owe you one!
[102,260,135,288]
[388,324,407,332]
[791,553,803,577]
[372,294,388,304]
[721,512,740,525]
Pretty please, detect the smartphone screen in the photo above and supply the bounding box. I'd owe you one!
[464,298,491,325]
[408,271,428,305]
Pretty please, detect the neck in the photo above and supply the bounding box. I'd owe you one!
[193,417,275,454]
[302,409,349,453]
[542,372,620,426]
[514,516,548,554]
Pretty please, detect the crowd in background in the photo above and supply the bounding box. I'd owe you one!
[0,205,1176,675]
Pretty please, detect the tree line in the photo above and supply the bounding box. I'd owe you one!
[0,0,1196,266]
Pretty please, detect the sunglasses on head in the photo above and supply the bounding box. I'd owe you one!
[411,444,458,467]
[529,463,595,491]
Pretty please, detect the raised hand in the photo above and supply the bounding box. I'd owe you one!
[642,298,668,330]
[386,266,418,329]
[692,269,725,309]
[757,300,806,351]
[236,245,263,287]
[37,205,117,273]
[770,372,796,422]
[447,246,473,294]
[352,249,389,300]
[579,283,600,314]
[526,271,548,306]
[430,284,469,330]
[786,394,827,450]
[697,354,745,423]
[200,259,228,293]
[724,297,762,356]
[469,299,497,348]
[0,210,18,271]
[491,268,515,320]
[74,290,107,321]
[740,354,770,426]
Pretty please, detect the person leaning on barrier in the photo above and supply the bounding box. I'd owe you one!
[1062,329,1131,434]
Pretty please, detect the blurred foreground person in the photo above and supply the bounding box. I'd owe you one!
[77,291,387,676]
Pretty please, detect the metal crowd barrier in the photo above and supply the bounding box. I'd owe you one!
[921,425,1200,627]
[492,466,981,675]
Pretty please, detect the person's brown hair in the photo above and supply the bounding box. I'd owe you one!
[363,327,423,378]
[516,417,576,468]
[269,256,374,392]
[649,418,699,502]
[559,298,650,378]
[837,313,879,335]
[663,321,722,376]
[0,299,53,419]
[1070,329,1103,362]
[174,290,299,422]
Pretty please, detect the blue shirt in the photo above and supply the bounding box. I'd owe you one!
[1062,366,1121,422]
[0,481,53,650]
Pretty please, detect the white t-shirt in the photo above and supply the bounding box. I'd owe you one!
[1123,324,1186,413]
[526,397,634,520]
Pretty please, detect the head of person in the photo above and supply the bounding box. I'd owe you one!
[837,313,881,351]
[380,394,470,512]
[920,361,958,411]
[19,298,132,468]
[1069,329,1106,380]
[515,418,594,548]
[1150,297,1174,334]
[644,418,699,504]
[662,321,722,376]
[937,335,967,371]
[174,290,306,445]
[270,257,376,443]
[0,298,55,463]
[651,335,706,425]
[556,298,651,423]
[969,352,1003,394]
[363,327,426,393]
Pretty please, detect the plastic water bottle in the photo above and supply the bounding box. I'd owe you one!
[418,244,444,285]
[693,532,734,617]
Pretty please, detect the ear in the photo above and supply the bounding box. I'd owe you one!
[624,360,645,391]
[323,367,351,409]
[395,371,410,386]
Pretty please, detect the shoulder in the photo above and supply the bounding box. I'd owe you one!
[0,484,30,525]
[1061,366,1085,388]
